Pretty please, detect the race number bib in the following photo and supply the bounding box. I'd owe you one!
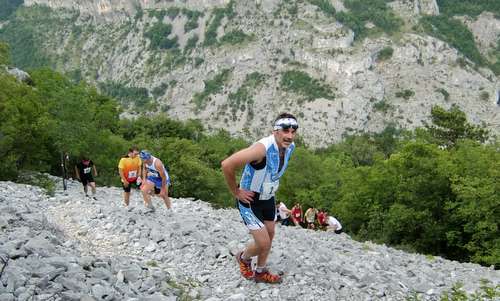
[147,171,159,178]
[128,170,137,178]
[83,167,92,174]
[260,181,279,200]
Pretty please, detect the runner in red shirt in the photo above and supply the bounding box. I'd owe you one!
[290,203,303,227]
[317,209,327,230]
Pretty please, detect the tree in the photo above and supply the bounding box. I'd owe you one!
[0,42,10,65]
[425,105,489,148]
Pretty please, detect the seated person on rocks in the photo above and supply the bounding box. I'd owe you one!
[325,213,343,234]
[290,202,303,227]
[277,200,292,226]
[304,207,318,229]
[316,209,327,230]
[139,150,172,212]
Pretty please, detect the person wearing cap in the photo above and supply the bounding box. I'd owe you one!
[75,155,98,199]
[221,112,298,284]
[139,150,171,211]
[118,146,142,208]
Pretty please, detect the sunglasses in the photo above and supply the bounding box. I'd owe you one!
[280,124,299,130]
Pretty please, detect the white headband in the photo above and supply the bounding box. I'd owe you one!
[273,118,298,130]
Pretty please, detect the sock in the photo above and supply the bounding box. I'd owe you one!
[256,266,265,273]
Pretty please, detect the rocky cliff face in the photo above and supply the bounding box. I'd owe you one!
[16,0,500,146]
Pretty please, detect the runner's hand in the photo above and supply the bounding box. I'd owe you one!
[235,189,255,204]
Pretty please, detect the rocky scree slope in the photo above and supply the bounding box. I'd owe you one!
[0,179,499,300]
[1,0,497,146]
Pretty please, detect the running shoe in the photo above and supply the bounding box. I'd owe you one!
[254,268,282,284]
[235,251,254,280]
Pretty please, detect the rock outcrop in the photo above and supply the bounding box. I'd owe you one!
[11,1,500,147]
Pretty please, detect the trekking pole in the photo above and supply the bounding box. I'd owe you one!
[60,151,67,191]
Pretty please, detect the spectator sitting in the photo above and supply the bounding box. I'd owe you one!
[290,203,303,227]
[304,207,318,229]
[316,209,327,230]
[326,213,343,234]
[277,201,292,226]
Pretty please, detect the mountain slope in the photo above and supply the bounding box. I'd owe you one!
[0,179,499,300]
[0,0,498,146]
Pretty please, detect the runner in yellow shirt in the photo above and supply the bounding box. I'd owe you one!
[118,146,142,208]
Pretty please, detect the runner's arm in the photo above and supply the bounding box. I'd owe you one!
[221,143,266,203]
[156,159,167,190]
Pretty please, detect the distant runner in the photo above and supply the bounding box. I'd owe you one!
[140,150,172,212]
[75,156,98,199]
[118,146,142,208]
[222,113,298,284]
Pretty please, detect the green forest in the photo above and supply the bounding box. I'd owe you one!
[1,37,499,270]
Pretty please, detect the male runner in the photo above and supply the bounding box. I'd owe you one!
[221,113,298,283]
[140,150,172,211]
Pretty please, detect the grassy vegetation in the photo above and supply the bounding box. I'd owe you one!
[204,1,235,46]
[273,0,299,18]
[280,70,335,102]
[437,0,500,18]
[144,22,178,50]
[148,9,166,21]
[395,89,415,100]
[228,72,266,119]
[407,280,500,301]
[152,82,169,98]
[307,0,336,16]
[335,0,403,40]
[98,81,152,109]
[420,16,485,66]
[377,46,394,61]
[219,30,253,46]
[436,88,450,101]
[183,9,203,32]
[0,6,74,69]
[0,0,23,21]
[17,172,56,196]
[373,99,392,113]
[184,35,199,54]
[192,68,232,110]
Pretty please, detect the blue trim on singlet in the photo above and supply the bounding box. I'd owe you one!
[238,202,264,230]
[239,135,295,196]
[145,157,171,188]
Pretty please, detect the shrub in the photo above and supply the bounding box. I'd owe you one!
[395,89,415,100]
[192,69,232,109]
[219,30,252,45]
[336,0,402,40]
[144,22,178,50]
[373,100,392,112]
[307,0,335,16]
[377,46,394,61]
[184,35,199,53]
[17,172,56,196]
[280,70,335,101]
[228,72,266,116]
[203,1,235,46]
[420,15,485,66]
[436,88,450,101]
[0,0,23,21]
[479,91,489,101]
[437,0,500,18]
